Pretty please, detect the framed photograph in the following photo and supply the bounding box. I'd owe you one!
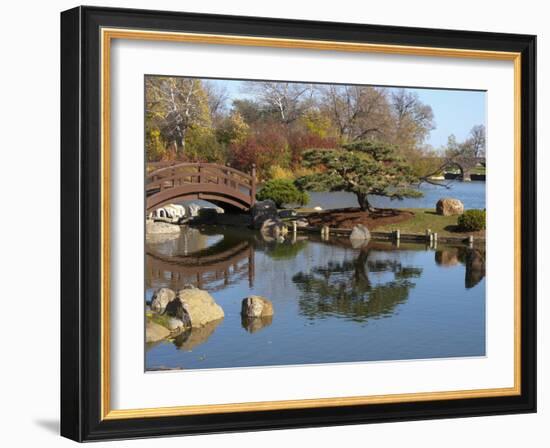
[60,6,536,441]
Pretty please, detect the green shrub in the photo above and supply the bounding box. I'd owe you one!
[457,209,486,232]
[256,179,309,208]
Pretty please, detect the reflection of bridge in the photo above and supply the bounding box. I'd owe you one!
[146,162,257,212]
[146,240,255,292]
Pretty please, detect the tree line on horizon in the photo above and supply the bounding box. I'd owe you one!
[145,76,485,181]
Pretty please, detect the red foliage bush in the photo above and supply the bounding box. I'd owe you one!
[288,132,338,164]
[229,123,290,178]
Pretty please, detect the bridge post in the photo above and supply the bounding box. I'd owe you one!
[251,163,257,205]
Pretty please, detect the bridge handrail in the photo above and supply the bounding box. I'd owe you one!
[145,162,257,211]
[147,162,254,183]
[146,171,254,194]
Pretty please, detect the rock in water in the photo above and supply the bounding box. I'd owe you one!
[436,198,464,216]
[350,224,371,242]
[166,286,224,328]
[150,287,176,313]
[145,319,170,343]
[241,296,274,318]
[186,203,201,217]
[166,317,185,331]
[250,200,278,229]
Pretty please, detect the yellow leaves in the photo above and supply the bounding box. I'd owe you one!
[299,110,334,138]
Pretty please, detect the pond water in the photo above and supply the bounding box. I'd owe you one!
[145,226,486,371]
[308,180,486,210]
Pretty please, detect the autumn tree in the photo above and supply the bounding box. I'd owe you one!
[445,125,486,158]
[231,99,267,125]
[464,125,486,158]
[296,141,422,212]
[216,112,249,145]
[228,122,291,179]
[203,81,229,122]
[245,82,314,125]
[319,85,392,143]
[390,89,435,152]
[145,77,211,158]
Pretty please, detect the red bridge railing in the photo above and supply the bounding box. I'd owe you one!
[145,162,257,211]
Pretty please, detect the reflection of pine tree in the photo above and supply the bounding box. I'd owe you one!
[292,249,422,322]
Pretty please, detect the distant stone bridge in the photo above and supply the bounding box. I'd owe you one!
[444,156,485,181]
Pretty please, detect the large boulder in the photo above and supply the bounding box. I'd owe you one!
[350,224,371,242]
[436,198,464,216]
[166,317,186,332]
[150,287,176,313]
[166,286,224,328]
[250,200,278,229]
[241,296,274,318]
[145,319,170,343]
[186,203,201,217]
[146,220,181,234]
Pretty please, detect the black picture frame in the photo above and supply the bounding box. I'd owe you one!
[61,5,536,442]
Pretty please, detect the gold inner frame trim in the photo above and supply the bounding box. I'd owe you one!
[100,27,522,421]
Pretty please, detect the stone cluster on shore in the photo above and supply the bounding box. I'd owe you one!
[146,286,274,344]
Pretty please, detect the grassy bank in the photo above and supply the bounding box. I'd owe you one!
[375,208,484,237]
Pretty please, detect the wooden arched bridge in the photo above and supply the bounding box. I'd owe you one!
[146,162,257,213]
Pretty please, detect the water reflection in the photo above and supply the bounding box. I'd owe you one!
[146,227,256,292]
[172,318,223,351]
[434,247,486,288]
[241,315,273,333]
[145,227,486,369]
[292,246,422,322]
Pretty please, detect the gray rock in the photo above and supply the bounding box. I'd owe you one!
[166,317,185,331]
[145,320,170,343]
[241,296,274,318]
[166,288,224,328]
[250,200,278,229]
[150,287,176,313]
[350,224,371,242]
[186,203,201,217]
[436,198,464,216]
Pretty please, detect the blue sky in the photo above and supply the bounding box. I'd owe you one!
[207,79,486,151]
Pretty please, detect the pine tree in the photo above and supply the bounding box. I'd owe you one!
[296,141,422,212]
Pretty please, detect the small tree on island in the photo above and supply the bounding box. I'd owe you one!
[256,179,310,208]
[296,141,423,212]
